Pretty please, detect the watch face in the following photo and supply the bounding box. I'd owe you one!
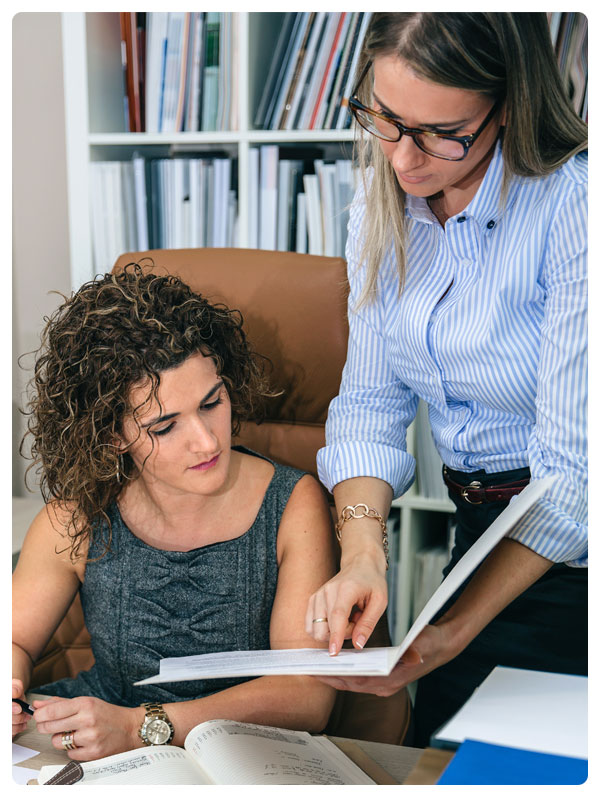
[145,718,171,745]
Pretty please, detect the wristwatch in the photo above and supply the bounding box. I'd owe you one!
[138,702,175,746]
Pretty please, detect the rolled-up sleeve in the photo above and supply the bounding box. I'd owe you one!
[317,185,418,498]
[508,173,588,566]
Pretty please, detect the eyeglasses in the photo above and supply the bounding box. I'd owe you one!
[348,61,501,162]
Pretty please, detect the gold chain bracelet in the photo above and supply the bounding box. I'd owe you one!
[335,503,389,569]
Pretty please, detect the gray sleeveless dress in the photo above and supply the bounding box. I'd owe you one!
[36,450,305,707]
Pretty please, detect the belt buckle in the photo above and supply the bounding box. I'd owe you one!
[462,480,483,504]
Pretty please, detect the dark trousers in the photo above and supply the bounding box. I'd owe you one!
[412,466,587,748]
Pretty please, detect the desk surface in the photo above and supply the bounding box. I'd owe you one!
[14,709,450,785]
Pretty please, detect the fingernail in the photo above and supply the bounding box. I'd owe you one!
[329,642,338,656]
[356,634,366,649]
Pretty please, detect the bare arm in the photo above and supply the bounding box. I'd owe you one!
[161,473,338,743]
[33,474,339,757]
[317,538,553,696]
[12,504,82,734]
[305,476,392,655]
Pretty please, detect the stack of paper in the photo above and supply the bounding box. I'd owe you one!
[432,666,587,759]
[433,666,587,786]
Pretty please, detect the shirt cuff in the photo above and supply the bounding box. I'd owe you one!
[507,495,588,566]
[317,440,416,499]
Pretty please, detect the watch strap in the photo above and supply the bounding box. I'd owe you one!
[142,701,167,719]
[139,701,174,745]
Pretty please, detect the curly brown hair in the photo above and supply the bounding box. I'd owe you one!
[21,263,274,559]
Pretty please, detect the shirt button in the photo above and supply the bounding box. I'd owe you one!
[487,220,496,229]
[457,216,466,223]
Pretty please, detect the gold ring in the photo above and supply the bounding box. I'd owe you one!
[61,731,77,751]
[312,617,328,624]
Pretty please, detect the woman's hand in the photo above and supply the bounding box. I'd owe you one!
[12,679,31,737]
[305,548,388,655]
[32,696,142,761]
[313,622,457,695]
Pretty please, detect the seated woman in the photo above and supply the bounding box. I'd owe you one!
[12,265,337,761]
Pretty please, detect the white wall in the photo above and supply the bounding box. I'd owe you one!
[13,12,72,495]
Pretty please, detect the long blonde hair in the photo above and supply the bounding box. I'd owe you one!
[354,12,588,305]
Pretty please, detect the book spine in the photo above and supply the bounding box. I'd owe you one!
[202,13,220,131]
[295,192,307,254]
[286,13,326,131]
[136,13,146,132]
[132,155,149,250]
[157,33,168,132]
[336,12,371,130]
[265,13,305,130]
[259,144,279,250]
[254,12,296,128]
[174,13,192,132]
[248,147,259,248]
[310,12,349,130]
[278,13,316,130]
[324,12,358,130]
[301,13,344,131]
[119,13,135,132]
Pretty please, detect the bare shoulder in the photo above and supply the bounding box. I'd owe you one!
[286,472,331,510]
[18,500,87,574]
[276,473,336,572]
[24,500,71,540]
[278,474,334,540]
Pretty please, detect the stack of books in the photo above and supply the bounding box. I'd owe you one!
[119,12,238,133]
[89,154,237,273]
[255,12,372,131]
[250,145,357,256]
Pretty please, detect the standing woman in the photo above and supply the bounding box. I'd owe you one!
[306,12,587,745]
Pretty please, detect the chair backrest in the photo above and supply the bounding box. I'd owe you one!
[112,247,349,480]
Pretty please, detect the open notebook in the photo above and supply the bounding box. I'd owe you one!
[135,476,555,684]
[37,719,375,785]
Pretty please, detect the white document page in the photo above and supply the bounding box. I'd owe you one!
[38,747,209,785]
[13,766,41,785]
[433,666,587,759]
[134,476,555,683]
[136,645,399,684]
[185,719,374,784]
[12,742,38,765]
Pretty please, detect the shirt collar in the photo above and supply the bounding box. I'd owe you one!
[405,138,523,228]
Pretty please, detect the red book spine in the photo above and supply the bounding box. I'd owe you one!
[309,13,346,130]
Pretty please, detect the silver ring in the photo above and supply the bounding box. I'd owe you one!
[61,731,77,751]
[312,617,328,624]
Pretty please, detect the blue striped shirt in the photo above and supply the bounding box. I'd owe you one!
[317,141,587,567]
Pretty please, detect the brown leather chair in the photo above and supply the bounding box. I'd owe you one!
[29,248,411,745]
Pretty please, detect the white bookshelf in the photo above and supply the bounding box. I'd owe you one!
[60,10,455,643]
[388,422,455,641]
[60,12,355,289]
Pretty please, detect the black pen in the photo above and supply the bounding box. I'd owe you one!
[13,697,34,715]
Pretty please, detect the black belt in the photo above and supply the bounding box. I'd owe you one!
[442,466,530,505]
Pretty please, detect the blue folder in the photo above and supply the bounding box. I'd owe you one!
[437,739,587,785]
